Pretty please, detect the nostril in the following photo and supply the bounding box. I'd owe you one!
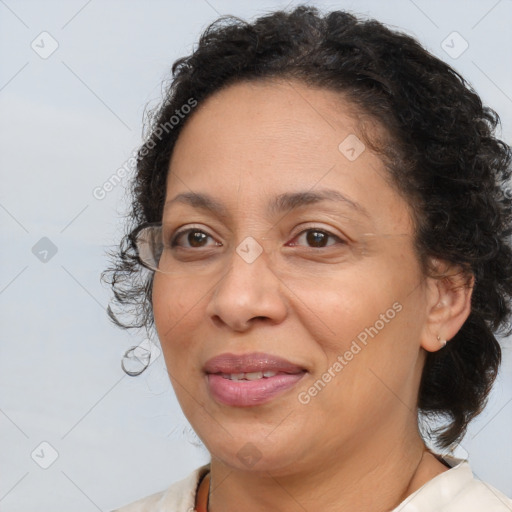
[210,315,224,328]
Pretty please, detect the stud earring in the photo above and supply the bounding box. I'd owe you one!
[437,335,447,347]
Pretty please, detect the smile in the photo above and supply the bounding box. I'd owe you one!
[204,352,307,407]
[220,371,279,380]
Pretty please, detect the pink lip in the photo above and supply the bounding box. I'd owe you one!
[204,352,307,407]
[204,352,305,374]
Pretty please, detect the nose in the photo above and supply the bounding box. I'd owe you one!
[205,243,288,332]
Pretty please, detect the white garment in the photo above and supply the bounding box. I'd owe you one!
[112,456,512,511]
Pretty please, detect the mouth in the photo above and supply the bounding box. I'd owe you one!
[218,370,284,380]
[203,352,307,407]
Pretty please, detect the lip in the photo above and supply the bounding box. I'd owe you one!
[204,352,307,407]
[204,352,305,374]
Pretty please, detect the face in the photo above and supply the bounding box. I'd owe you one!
[152,79,432,476]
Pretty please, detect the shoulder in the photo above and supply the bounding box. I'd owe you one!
[111,464,210,512]
[394,456,512,512]
[449,478,512,511]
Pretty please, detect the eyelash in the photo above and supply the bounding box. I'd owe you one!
[170,226,346,249]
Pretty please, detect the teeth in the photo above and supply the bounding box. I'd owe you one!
[245,371,263,381]
[220,371,279,380]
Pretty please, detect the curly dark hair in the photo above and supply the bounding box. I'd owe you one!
[102,5,512,449]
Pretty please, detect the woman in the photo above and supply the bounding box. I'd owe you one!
[105,5,512,511]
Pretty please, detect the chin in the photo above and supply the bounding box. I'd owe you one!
[197,418,311,475]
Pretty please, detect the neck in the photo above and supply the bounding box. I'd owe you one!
[207,429,447,512]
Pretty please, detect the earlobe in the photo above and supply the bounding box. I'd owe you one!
[420,267,474,353]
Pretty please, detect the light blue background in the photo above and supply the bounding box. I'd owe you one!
[1,1,511,510]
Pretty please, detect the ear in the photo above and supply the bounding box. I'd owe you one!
[420,259,474,353]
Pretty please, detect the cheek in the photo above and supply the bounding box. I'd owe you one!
[152,275,211,418]
[308,268,426,410]
[152,272,215,324]
[281,262,410,350]
[152,275,208,361]
[290,255,425,396]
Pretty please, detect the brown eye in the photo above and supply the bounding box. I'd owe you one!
[289,228,345,248]
[306,230,329,247]
[171,229,220,248]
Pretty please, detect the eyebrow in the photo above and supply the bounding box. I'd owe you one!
[164,189,369,218]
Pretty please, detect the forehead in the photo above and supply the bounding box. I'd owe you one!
[170,79,362,171]
[165,79,412,234]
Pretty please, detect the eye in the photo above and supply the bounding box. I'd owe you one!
[287,227,346,248]
[170,227,221,249]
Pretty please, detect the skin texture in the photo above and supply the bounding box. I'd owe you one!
[151,79,473,512]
